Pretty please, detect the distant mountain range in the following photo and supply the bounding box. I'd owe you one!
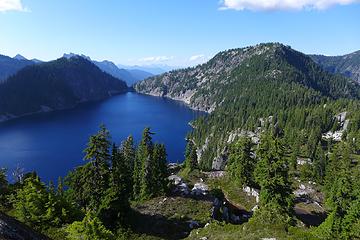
[63,53,154,86]
[118,64,179,75]
[0,56,128,122]
[310,51,360,84]
[0,53,158,86]
[0,55,36,82]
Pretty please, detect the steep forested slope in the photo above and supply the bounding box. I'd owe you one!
[136,43,360,169]
[0,55,35,82]
[0,56,128,121]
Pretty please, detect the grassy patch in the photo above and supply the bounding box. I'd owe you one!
[207,177,256,211]
[129,196,213,239]
[186,220,315,240]
[178,168,206,185]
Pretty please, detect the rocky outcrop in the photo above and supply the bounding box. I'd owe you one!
[322,112,349,141]
[243,186,260,203]
[0,212,49,240]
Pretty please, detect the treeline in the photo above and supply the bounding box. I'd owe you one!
[0,126,169,239]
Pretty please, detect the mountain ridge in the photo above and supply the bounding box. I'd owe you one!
[310,50,360,84]
[135,42,360,169]
[0,56,128,122]
[136,43,360,113]
[0,54,35,82]
[63,53,154,86]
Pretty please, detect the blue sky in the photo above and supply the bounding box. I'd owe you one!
[0,0,359,67]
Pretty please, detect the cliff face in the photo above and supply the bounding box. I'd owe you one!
[135,43,360,170]
[310,50,360,84]
[0,57,128,121]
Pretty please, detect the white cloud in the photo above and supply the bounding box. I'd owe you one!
[0,0,27,12]
[189,54,205,61]
[220,0,360,11]
[139,56,174,62]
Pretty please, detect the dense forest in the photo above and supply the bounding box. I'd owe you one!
[0,57,128,120]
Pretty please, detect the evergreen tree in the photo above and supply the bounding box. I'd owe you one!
[57,176,64,197]
[152,143,168,196]
[83,124,111,210]
[97,143,131,228]
[313,143,326,184]
[66,211,115,240]
[184,140,198,171]
[227,137,254,187]
[136,127,154,200]
[0,168,8,205]
[316,142,358,239]
[253,134,293,225]
[66,163,92,208]
[119,135,136,198]
[12,175,48,227]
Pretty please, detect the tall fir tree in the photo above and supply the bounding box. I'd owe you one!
[97,143,131,228]
[152,143,168,196]
[184,140,198,171]
[227,137,254,187]
[253,134,293,225]
[134,127,154,200]
[313,143,326,184]
[83,124,111,210]
[120,135,136,198]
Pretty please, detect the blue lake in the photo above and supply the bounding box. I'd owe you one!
[0,92,203,182]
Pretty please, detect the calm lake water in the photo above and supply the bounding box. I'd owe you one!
[0,92,203,182]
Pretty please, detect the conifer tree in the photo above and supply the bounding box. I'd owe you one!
[119,135,135,198]
[12,175,48,226]
[66,211,115,240]
[227,137,254,187]
[97,143,131,228]
[184,140,198,171]
[57,176,64,197]
[152,143,168,195]
[253,134,293,225]
[0,168,8,204]
[83,124,111,210]
[137,127,154,200]
[313,143,326,184]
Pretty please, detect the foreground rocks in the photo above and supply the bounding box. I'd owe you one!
[0,212,48,240]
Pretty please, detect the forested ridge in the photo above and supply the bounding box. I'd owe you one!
[0,56,128,121]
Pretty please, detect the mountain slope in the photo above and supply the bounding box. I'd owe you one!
[135,43,360,169]
[0,54,35,82]
[63,53,153,85]
[93,60,136,85]
[310,51,360,84]
[94,61,154,86]
[136,43,359,113]
[0,56,128,121]
[119,64,176,75]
